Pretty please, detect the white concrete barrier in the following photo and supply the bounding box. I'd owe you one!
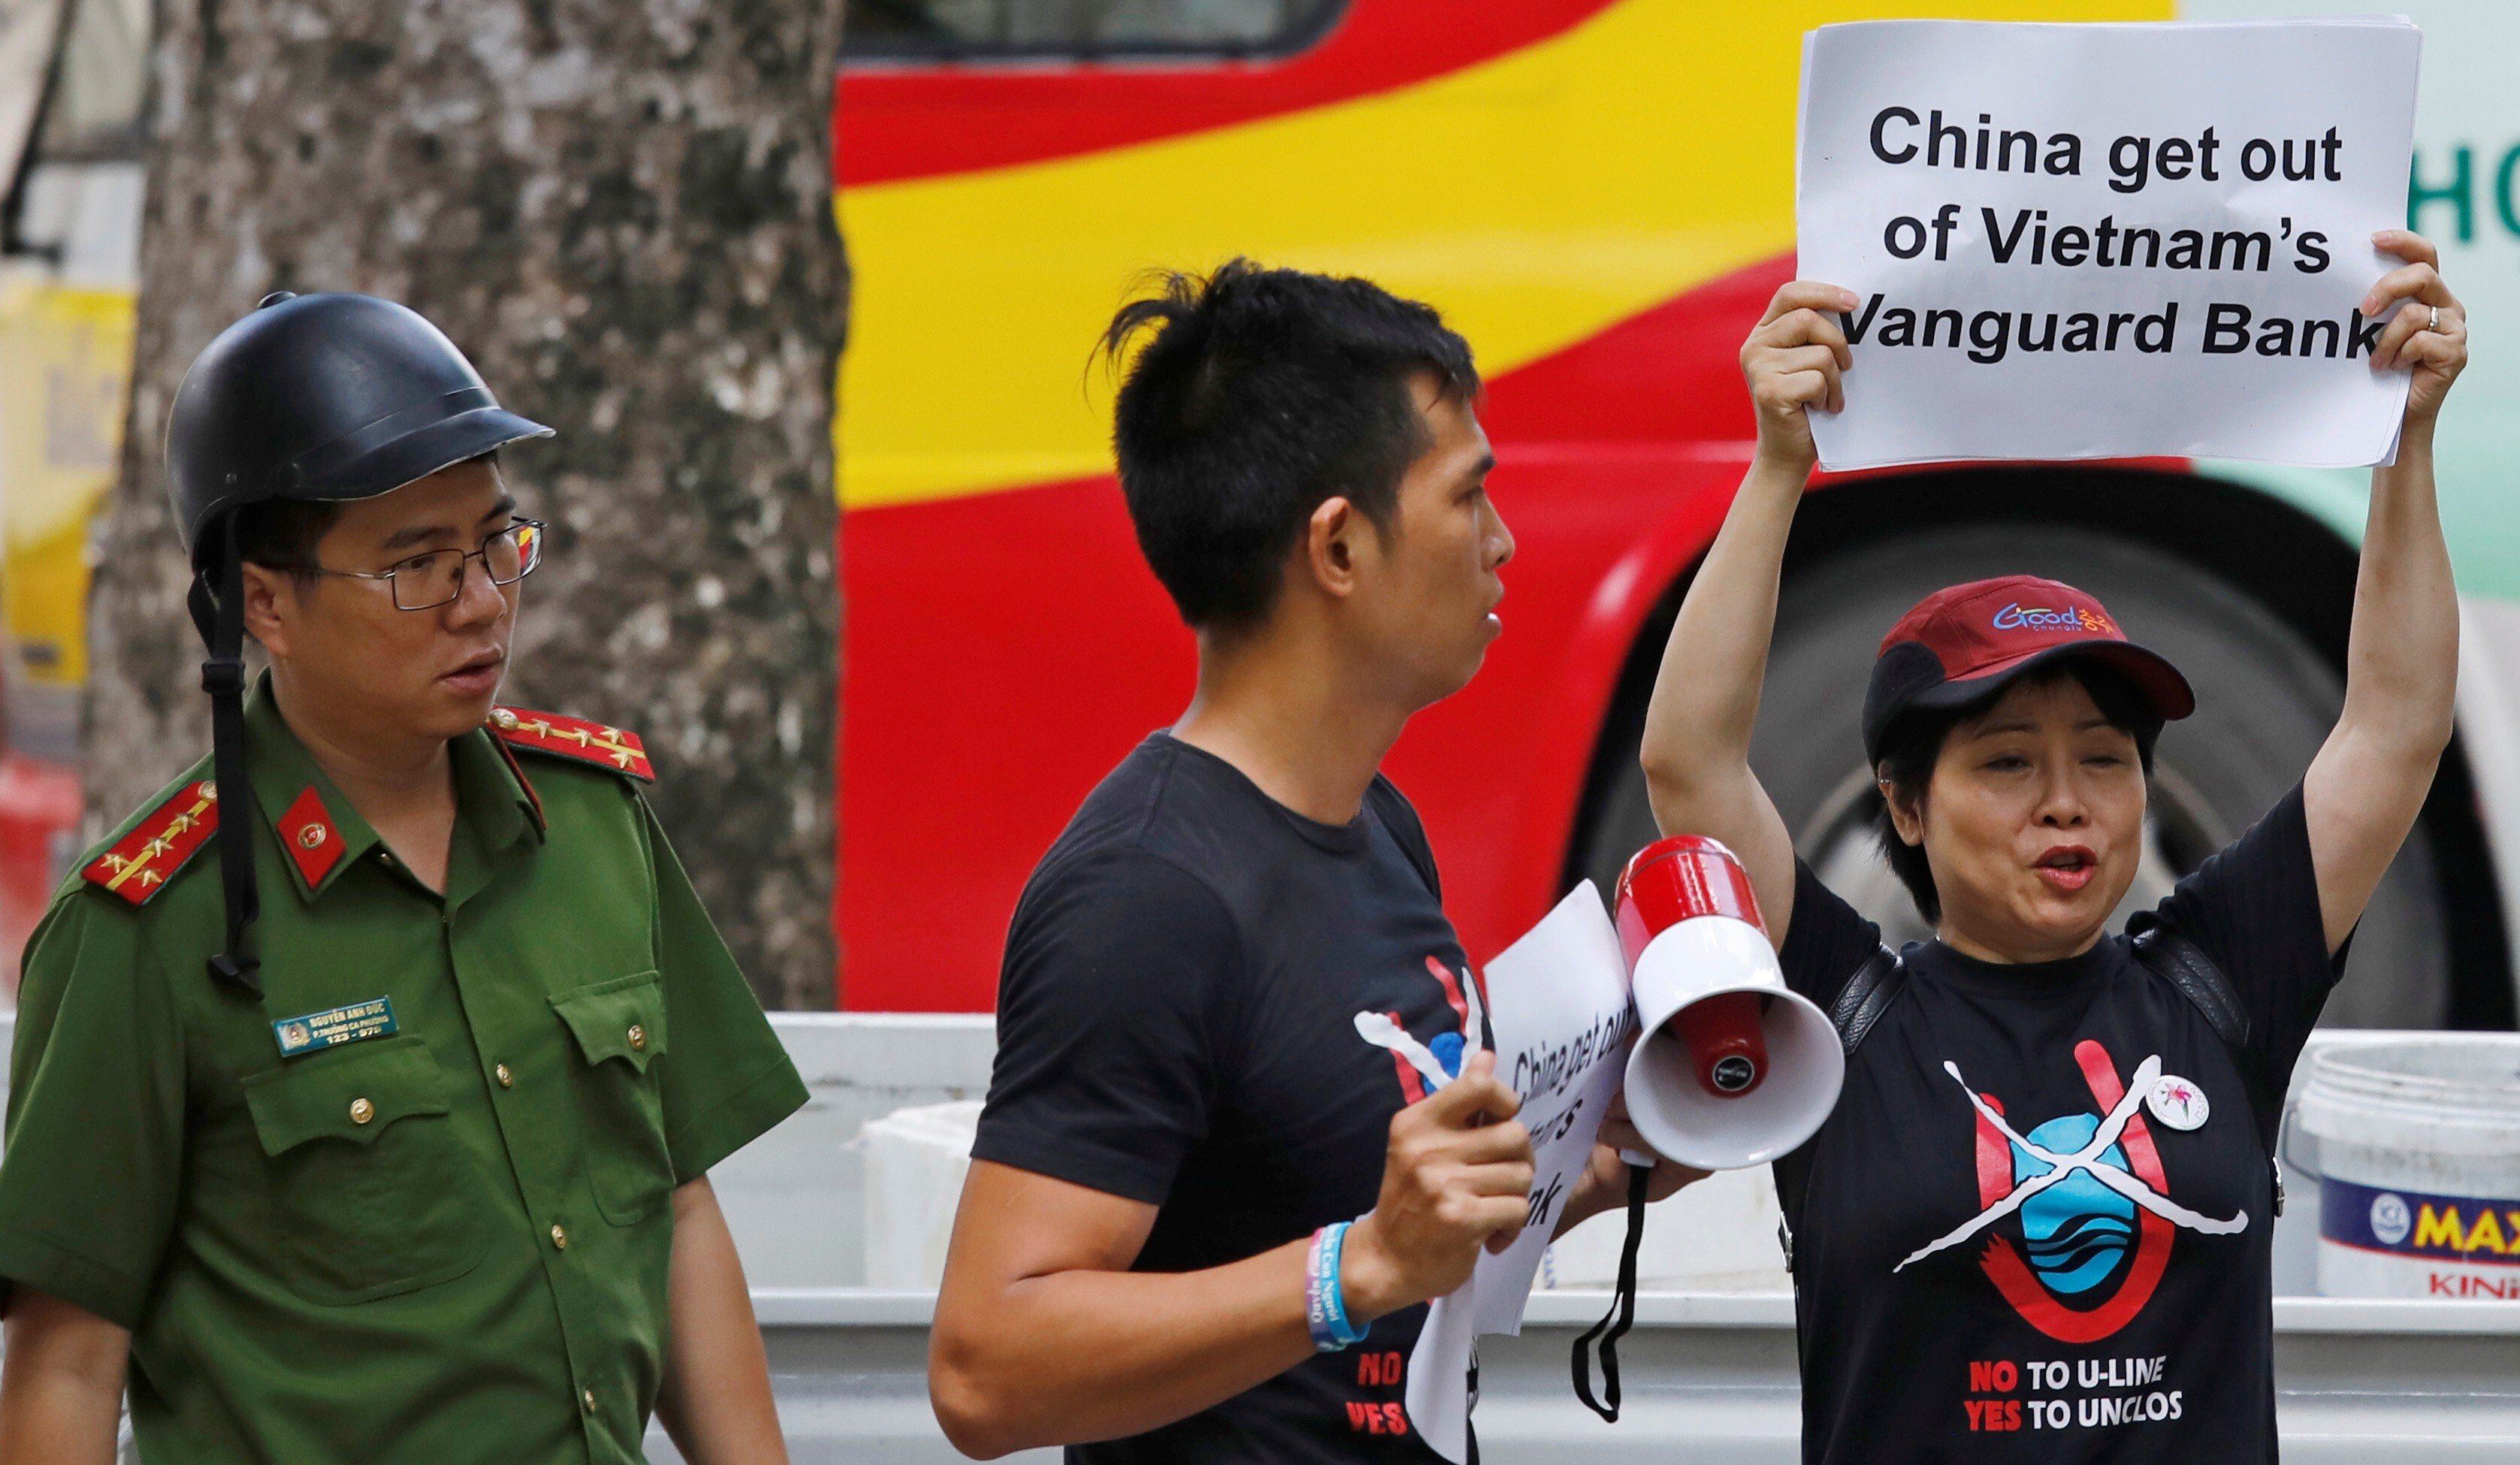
[0,1012,2436,1295]
[3,1013,2515,1459]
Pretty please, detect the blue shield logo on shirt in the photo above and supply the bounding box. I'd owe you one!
[2014,1113,2138,1295]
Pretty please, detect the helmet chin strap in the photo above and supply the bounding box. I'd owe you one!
[186,512,261,996]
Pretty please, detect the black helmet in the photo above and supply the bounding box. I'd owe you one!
[167,291,551,565]
[167,292,551,995]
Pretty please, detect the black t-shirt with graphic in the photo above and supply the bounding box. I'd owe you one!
[1774,784,2344,1465]
[976,732,1484,1463]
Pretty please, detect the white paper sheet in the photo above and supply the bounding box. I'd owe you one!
[1798,19,2420,471]
[1403,1282,1479,1463]
[1404,883,1636,1463]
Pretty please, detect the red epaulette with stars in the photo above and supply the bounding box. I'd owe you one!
[487,706,654,781]
[83,777,222,905]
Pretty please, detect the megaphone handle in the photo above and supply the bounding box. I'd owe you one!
[1570,1164,1651,1424]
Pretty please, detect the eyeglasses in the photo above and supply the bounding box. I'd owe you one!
[295,519,545,611]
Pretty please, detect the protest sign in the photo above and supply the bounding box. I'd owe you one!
[1797,19,2420,470]
[1405,883,1635,1463]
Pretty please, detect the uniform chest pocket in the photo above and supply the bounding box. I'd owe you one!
[550,970,675,1225]
[242,1035,485,1304]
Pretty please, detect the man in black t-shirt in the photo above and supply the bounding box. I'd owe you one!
[928,263,1697,1463]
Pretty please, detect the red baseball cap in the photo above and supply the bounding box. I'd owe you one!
[1860,575,2195,764]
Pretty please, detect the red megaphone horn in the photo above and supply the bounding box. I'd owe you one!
[1613,836,1845,1170]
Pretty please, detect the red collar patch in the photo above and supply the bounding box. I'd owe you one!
[487,706,654,782]
[278,786,347,889]
[84,779,222,905]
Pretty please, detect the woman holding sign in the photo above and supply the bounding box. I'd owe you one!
[1636,231,2463,1463]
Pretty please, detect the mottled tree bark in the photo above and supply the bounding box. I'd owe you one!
[86,0,848,1007]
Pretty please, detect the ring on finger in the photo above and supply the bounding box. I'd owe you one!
[2428,305,2441,332]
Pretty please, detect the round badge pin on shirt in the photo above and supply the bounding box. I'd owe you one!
[2145,1074,2210,1131]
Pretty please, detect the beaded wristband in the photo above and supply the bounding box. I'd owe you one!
[1306,1221,1371,1352]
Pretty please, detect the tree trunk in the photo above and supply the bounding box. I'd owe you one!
[85,0,849,1008]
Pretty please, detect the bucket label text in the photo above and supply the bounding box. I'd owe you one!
[2322,1177,2520,1267]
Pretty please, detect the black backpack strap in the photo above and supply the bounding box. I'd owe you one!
[1828,943,1907,1055]
[1778,941,1905,1268]
[2127,917,2250,1050]
[2125,914,2285,1211]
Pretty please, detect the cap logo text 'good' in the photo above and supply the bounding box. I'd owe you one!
[1992,603,2114,635]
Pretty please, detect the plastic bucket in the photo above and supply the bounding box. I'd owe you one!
[2292,1039,2520,1300]
[858,1099,981,1288]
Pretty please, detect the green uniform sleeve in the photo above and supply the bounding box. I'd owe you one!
[0,896,186,1328]
[638,797,807,1182]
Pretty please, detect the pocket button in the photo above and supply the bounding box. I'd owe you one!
[349,1097,375,1125]
[627,1023,645,1052]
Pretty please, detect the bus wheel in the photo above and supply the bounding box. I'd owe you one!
[1575,522,2452,1029]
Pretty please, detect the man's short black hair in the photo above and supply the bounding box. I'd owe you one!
[233,500,344,577]
[1871,660,2165,925]
[1099,260,1479,633]
[231,450,503,578]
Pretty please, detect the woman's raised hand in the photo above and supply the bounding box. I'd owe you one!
[1741,281,1859,472]
[2364,230,2467,425]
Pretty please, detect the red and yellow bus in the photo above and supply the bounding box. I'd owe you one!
[9,2,2516,1021]
[829,0,2518,1024]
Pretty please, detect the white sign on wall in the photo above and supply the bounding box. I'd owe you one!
[1797,18,2421,471]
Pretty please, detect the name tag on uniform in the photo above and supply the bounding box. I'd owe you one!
[273,998,399,1057]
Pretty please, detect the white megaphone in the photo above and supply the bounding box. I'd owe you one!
[1615,835,1845,1170]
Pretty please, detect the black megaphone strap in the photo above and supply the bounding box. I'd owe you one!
[1570,1162,1651,1423]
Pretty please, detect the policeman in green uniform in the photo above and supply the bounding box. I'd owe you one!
[0,292,809,1464]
